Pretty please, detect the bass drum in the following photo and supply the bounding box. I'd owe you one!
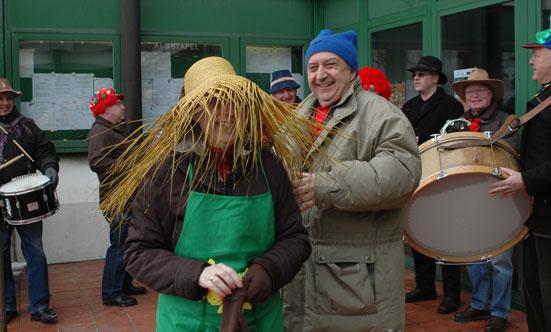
[0,174,59,225]
[405,132,531,263]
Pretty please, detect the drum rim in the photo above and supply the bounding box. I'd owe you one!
[0,180,52,195]
[404,226,529,263]
[5,206,59,225]
[418,131,518,157]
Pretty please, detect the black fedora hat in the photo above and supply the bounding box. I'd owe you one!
[407,56,447,85]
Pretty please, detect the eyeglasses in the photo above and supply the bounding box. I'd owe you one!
[411,72,431,78]
[465,88,490,96]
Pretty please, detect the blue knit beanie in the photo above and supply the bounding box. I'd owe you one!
[305,29,358,72]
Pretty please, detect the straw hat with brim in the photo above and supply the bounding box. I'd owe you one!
[452,68,504,102]
[99,56,335,220]
[0,78,22,97]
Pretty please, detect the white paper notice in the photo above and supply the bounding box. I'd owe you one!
[54,74,74,101]
[74,74,94,101]
[142,79,154,108]
[169,78,184,107]
[153,78,172,107]
[141,52,154,79]
[33,74,55,103]
[31,103,55,130]
[20,102,32,118]
[19,49,34,78]
[93,77,114,92]
[153,52,171,78]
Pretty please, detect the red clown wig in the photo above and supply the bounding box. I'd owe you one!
[358,67,392,100]
[89,88,125,117]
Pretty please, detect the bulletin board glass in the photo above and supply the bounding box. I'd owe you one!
[18,40,114,132]
[140,42,222,126]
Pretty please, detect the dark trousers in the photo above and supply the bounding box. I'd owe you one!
[412,248,461,296]
[2,221,51,313]
[102,213,133,302]
[522,235,551,332]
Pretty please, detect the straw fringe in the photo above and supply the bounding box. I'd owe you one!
[99,77,340,221]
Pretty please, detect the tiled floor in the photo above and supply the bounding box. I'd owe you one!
[6,260,528,331]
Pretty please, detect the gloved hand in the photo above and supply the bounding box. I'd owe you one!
[243,264,272,304]
[44,167,59,188]
[220,287,250,332]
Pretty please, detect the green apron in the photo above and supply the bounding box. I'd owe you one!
[156,153,284,332]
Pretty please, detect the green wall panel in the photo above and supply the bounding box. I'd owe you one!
[368,0,427,20]
[323,0,360,29]
[7,0,119,31]
[140,0,313,38]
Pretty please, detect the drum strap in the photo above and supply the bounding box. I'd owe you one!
[440,96,551,151]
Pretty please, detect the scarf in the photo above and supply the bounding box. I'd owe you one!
[0,110,33,165]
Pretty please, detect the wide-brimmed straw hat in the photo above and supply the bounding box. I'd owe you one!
[99,56,332,220]
[0,78,22,97]
[452,68,504,102]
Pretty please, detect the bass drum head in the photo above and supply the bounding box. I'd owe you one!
[405,170,531,263]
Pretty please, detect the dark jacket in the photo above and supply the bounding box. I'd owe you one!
[462,102,519,149]
[125,147,311,301]
[0,109,59,224]
[402,87,465,144]
[87,115,132,207]
[520,85,551,235]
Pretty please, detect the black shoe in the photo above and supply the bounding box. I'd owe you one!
[6,310,18,324]
[485,316,507,332]
[124,284,147,295]
[453,305,491,322]
[103,294,137,307]
[30,308,58,323]
[405,288,437,303]
[437,295,461,314]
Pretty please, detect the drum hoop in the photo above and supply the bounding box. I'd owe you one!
[6,207,59,226]
[0,181,52,196]
[405,226,529,263]
[419,134,518,159]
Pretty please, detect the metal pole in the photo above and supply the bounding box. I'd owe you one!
[120,0,142,134]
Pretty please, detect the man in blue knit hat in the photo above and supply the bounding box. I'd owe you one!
[282,29,421,331]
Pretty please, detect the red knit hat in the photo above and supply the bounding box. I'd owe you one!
[358,67,392,100]
[89,88,125,117]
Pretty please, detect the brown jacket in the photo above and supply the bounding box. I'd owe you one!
[124,147,311,301]
[87,115,132,208]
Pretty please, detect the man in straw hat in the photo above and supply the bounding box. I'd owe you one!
[451,68,518,332]
[100,56,318,331]
[270,69,302,104]
[402,55,464,315]
[282,29,421,331]
[0,78,59,324]
[87,88,146,308]
[490,26,551,332]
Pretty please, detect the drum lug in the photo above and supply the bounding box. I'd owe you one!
[436,171,448,179]
[492,168,502,176]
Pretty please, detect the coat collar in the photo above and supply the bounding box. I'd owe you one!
[464,102,498,121]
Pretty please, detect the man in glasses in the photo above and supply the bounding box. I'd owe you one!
[402,55,465,314]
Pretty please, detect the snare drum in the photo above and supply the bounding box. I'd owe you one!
[0,174,59,225]
[405,132,531,263]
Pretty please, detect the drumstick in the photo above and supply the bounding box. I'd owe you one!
[0,123,35,163]
[0,154,25,171]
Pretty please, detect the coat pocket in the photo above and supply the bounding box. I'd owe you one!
[312,245,377,315]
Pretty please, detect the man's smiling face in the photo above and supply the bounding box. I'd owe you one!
[307,52,356,107]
